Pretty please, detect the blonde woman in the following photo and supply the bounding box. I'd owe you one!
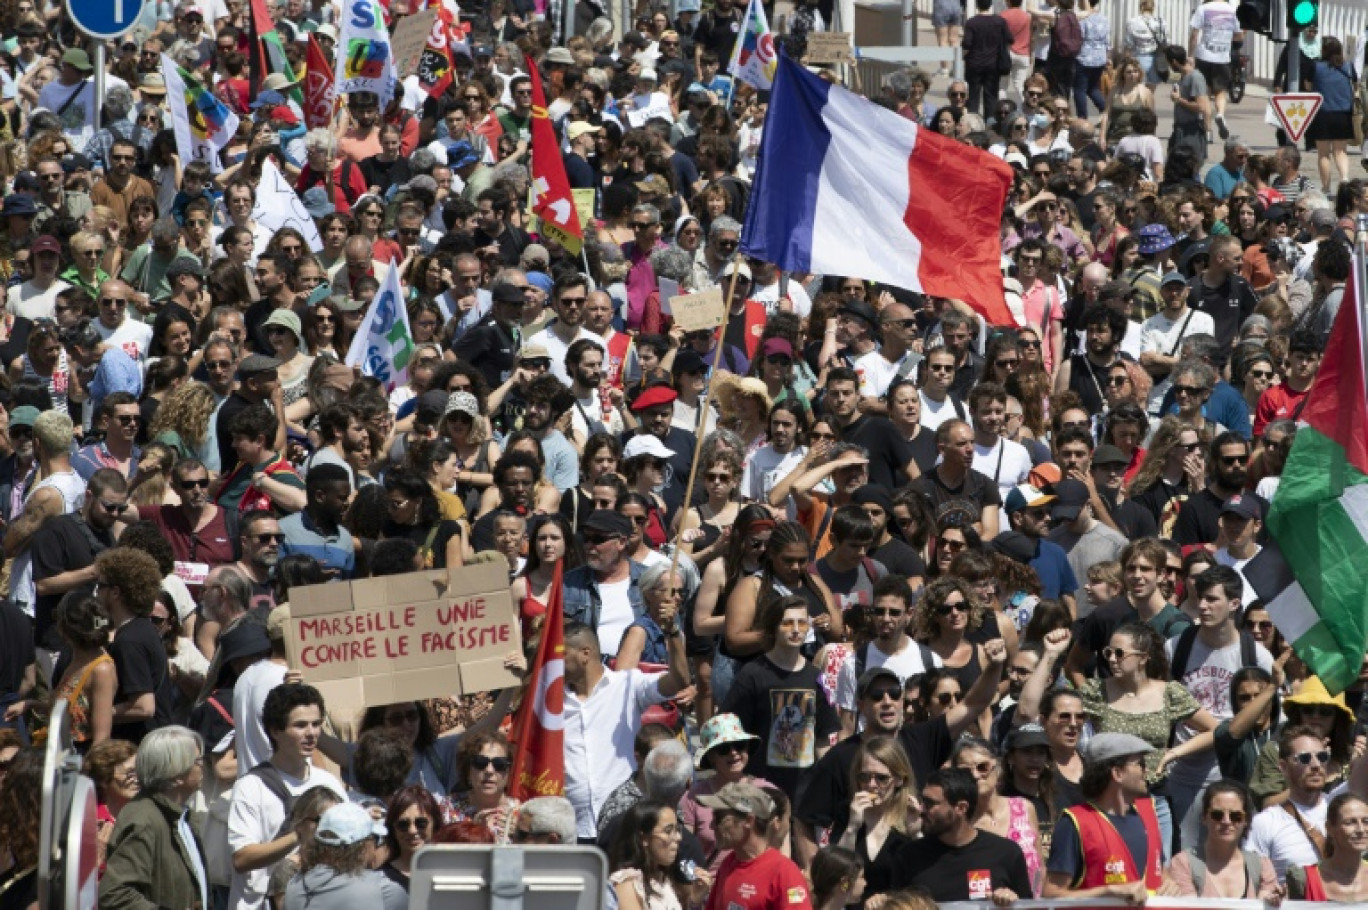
[127,442,180,507]
[1099,56,1155,150]
[836,736,917,896]
[85,206,128,282]
[148,381,219,468]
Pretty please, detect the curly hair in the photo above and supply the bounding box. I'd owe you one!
[148,380,217,449]
[96,548,164,616]
[0,748,45,866]
[110,521,175,576]
[911,576,985,642]
[455,730,511,788]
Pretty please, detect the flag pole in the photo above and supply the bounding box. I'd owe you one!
[1357,214,1368,399]
[668,253,745,582]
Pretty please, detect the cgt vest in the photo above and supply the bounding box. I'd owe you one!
[1064,798,1163,896]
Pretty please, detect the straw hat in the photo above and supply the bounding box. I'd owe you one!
[711,372,771,419]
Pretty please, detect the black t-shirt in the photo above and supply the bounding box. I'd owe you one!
[360,155,413,197]
[1188,272,1258,360]
[840,415,915,490]
[473,223,531,268]
[1173,486,1228,547]
[906,428,940,475]
[721,655,841,797]
[1129,476,1191,531]
[693,7,743,62]
[0,601,33,696]
[216,392,254,476]
[871,537,925,578]
[909,467,1002,528]
[383,519,462,568]
[0,316,32,382]
[108,616,173,744]
[450,316,518,389]
[31,513,112,650]
[815,556,886,614]
[1098,493,1158,540]
[887,830,1033,901]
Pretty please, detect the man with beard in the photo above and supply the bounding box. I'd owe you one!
[1000,484,1076,608]
[527,273,607,387]
[566,339,625,442]
[1054,304,1127,416]
[235,511,282,611]
[1174,431,1257,547]
[277,464,355,581]
[31,468,127,649]
[890,766,1032,902]
[301,402,368,489]
[469,452,541,553]
[822,367,917,489]
[520,373,578,490]
[135,458,236,603]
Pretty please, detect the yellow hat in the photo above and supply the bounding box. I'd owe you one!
[1284,675,1355,724]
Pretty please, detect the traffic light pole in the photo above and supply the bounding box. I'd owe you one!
[1288,26,1299,94]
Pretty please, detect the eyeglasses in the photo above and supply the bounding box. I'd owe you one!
[1208,809,1246,824]
[471,755,512,773]
[101,297,129,307]
[857,771,894,786]
[935,599,968,616]
[396,817,431,833]
[1102,647,1140,662]
[631,221,657,231]
[1019,339,1041,349]
[583,533,620,546]
[1248,369,1274,379]
[178,477,210,489]
[81,248,104,257]
[927,364,955,374]
[715,238,739,250]
[115,414,139,426]
[869,607,904,618]
[253,533,285,544]
[206,360,232,371]
[1106,376,1128,387]
[1291,750,1331,766]
[150,613,170,627]
[995,358,1019,368]
[960,761,995,777]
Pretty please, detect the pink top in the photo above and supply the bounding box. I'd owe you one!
[1165,850,1278,898]
[1005,796,1044,896]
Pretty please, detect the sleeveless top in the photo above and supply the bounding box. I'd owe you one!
[22,350,70,417]
[1067,353,1109,415]
[1105,97,1147,147]
[10,469,87,608]
[1005,796,1044,896]
[47,653,111,747]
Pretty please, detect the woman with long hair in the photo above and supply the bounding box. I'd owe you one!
[404,436,467,523]
[1127,417,1205,534]
[381,468,465,569]
[911,578,991,733]
[676,448,742,568]
[382,785,444,890]
[1081,621,1217,855]
[13,595,114,751]
[950,736,1043,895]
[0,748,43,904]
[127,442,178,507]
[1285,791,1368,901]
[303,297,348,359]
[1160,779,1278,898]
[560,431,621,533]
[435,384,499,517]
[1099,56,1154,149]
[406,295,445,348]
[1102,399,1149,482]
[148,380,217,464]
[835,736,917,896]
[511,513,583,643]
[138,355,187,439]
[608,800,694,910]
[724,520,842,665]
[928,518,983,578]
[979,333,1021,387]
[460,81,503,158]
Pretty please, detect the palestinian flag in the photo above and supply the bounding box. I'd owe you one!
[1247,259,1368,694]
[249,0,304,105]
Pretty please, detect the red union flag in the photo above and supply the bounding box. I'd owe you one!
[508,562,565,800]
[525,56,584,255]
[416,8,454,98]
[304,35,336,129]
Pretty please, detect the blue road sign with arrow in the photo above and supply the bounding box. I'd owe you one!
[68,0,147,40]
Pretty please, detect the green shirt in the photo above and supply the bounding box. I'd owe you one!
[120,245,200,302]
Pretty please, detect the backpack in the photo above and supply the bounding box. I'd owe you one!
[1168,625,1259,682]
[853,639,939,682]
[1184,846,1262,896]
[1050,10,1083,60]
[248,762,299,840]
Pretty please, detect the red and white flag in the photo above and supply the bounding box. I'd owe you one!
[416,6,455,98]
[303,34,336,129]
[525,55,584,255]
[508,563,565,800]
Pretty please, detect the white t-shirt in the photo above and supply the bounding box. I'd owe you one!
[972,436,1033,508]
[917,391,966,432]
[96,317,154,367]
[1164,631,1273,786]
[1248,795,1329,883]
[1215,546,1261,606]
[232,660,289,778]
[527,324,608,387]
[852,348,898,399]
[38,78,98,148]
[833,637,941,712]
[1190,1,1239,64]
[1140,308,1216,411]
[569,391,625,441]
[750,279,813,319]
[596,576,635,657]
[7,279,70,321]
[741,444,807,519]
[227,763,347,910]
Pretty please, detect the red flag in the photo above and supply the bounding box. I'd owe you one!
[524,56,584,256]
[507,563,565,800]
[416,8,454,99]
[303,35,336,129]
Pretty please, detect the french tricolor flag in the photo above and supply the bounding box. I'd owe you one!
[743,56,1016,326]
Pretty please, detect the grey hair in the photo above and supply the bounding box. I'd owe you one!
[884,71,912,101]
[1299,190,1332,212]
[649,246,693,284]
[305,128,337,155]
[211,565,254,615]
[1239,314,1272,339]
[410,148,437,175]
[1178,333,1221,365]
[631,203,661,225]
[61,318,103,351]
[135,726,203,794]
[150,216,181,245]
[1277,146,1302,168]
[104,85,136,120]
[517,797,578,843]
[638,562,681,597]
[701,428,744,465]
[585,17,614,48]
[1224,135,1247,154]
[642,739,694,805]
[709,216,742,237]
[491,268,528,297]
[1172,357,1218,390]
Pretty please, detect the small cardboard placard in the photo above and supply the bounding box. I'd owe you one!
[572,188,596,229]
[669,286,726,332]
[391,9,437,79]
[807,32,854,65]
[285,562,521,717]
[626,94,674,128]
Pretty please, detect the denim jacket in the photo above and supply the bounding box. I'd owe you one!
[563,560,647,656]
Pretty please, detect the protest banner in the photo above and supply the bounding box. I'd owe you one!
[284,562,522,717]
[668,287,726,332]
[391,9,436,78]
[253,158,324,251]
[572,188,596,231]
[807,32,854,64]
[626,94,673,128]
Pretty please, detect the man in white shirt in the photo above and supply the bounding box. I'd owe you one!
[527,273,606,387]
[749,258,813,319]
[917,347,969,431]
[566,338,625,444]
[834,300,892,399]
[1247,726,1338,883]
[562,607,690,840]
[1188,0,1240,139]
[833,575,940,734]
[38,49,99,149]
[1140,271,1215,414]
[7,234,70,320]
[93,278,153,368]
[969,383,1032,520]
[227,683,347,910]
[1213,494,1262,606]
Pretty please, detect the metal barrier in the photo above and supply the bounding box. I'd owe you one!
[938,900,1323,909]
[856,45,963,97]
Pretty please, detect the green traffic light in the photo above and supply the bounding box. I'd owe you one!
[1291,0,1317,26]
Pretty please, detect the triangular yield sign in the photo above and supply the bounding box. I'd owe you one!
[1270,93,1324,144]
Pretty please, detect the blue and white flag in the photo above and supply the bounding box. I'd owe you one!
[345,263,414,392]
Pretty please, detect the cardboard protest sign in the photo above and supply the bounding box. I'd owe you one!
[391,9,436,78]
[572,188,596,231]
[669,287,726,332]
[626,94,673,128]
[285,562,521,717]
[807,32,854,65]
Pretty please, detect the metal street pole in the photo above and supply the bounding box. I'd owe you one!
[1357,214,1368,398]
[93,40,105,133]
[1288,26,1300,94]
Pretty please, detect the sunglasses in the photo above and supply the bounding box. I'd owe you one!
[99,500,128,514]
[766,355,792,366]
[1291,750,1331,766]
[933,691,963,706]
[1248,369,1274,379]
[995,358,1019,368]
[1107,376,1128,387]
[1102,647,1140,662]
[935,599,968,616]
[1019,339,1042,348]
[810,430,837,441]
[937,536,966,552]
[1172,384,1206,396]
[253,533,285,544]
[471,755,512,772]
[396,817,431,833]
[150,613,170,627]
[178,478,211,489]
[864,686,902,703]
[927,364,955,374]
[704,472,733,482]
[115,414,139,426]
[1221,455,1249,466]
[869,607,904,618]
[711,742,748,757]
[1208,809,1245,824]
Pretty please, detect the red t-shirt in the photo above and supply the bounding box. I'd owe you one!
[135,504,236,599]
[706,848,812,910]
[1254,381,1310,437]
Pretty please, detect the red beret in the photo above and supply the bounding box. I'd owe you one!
[630,385,678,411]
